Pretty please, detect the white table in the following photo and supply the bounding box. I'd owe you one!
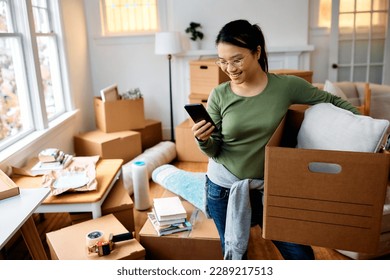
[12,159,123,219]
[0,188,50,259]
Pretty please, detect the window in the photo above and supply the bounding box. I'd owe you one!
[0,0,69,151]
[100,0,159,35]
[319,0,388,29]
[32,0,65,119]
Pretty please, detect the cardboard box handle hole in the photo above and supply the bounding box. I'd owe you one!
[308,162,342,174]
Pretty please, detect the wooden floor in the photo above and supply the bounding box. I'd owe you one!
[1,161,388,260]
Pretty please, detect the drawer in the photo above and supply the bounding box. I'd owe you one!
[188,93,209,107]
[190,59,230,95]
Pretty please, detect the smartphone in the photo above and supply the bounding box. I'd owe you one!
[184,103,218,132]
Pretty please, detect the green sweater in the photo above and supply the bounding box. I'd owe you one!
[198,73,360,180]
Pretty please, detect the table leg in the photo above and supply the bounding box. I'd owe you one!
[91,203,102,219]
[20,216,48,260]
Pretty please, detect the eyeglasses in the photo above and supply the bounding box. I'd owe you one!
[215,55,247,69]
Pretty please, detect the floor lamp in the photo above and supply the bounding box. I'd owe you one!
[155,32,183,141]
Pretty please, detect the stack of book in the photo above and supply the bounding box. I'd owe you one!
[147,196,192,236]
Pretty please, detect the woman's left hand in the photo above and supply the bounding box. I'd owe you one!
[192,120,215,141]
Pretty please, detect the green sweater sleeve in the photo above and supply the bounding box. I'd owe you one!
[286,75,361,115]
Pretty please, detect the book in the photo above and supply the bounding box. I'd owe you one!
[152,196,187,222]
[147,212,192,236]
[151,208,186,226]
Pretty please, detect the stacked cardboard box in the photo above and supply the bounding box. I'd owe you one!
[175,119,208,162]
[189,58,230,100]
[133,119,163,151]
[176,59,229,162]
[74,94,163,163]
[74,130,142,164]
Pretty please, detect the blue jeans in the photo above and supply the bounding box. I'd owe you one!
[206,176,315,260]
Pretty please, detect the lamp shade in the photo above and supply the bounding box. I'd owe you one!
[155,32,182,55]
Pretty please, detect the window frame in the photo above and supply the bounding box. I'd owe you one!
[0,0,73,153]
[99,0,166,37]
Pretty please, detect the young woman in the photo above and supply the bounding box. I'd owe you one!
[191,19,360,260]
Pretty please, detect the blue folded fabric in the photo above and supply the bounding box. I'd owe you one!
[152,164,206,213]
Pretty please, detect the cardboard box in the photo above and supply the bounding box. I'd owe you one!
[94,97,145,132]
[175,119,208,162]
[46,214,145,260]
[188,93,209,106]
[190,59,230,95]
[133,119,163,150]
[270,69,313,83]
[74,130,142,163]
[263,107,390,253]
[139,190,223,260]
[0,169,20,201]
[70,178,135,232]
[337,231,390,259]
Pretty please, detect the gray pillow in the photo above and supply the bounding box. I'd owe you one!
[323,80,348,101]
[297,103,389,153]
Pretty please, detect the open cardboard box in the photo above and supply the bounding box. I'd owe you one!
[0,169,20,200]
[139,190,223,260]
[46,214,144,260]
[94,97,145,133]
[263,106,390,254]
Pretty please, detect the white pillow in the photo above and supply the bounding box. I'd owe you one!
[297,103,389,153]
[323,80,348,101]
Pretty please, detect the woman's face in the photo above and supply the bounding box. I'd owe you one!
[216,42,261,85]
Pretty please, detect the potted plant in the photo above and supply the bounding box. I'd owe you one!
[185,22,204,49]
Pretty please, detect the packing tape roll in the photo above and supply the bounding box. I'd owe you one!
[86,230,104,247]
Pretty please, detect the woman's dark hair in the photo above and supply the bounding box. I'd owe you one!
[216,19,268,72]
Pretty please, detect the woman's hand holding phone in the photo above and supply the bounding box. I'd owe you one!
[184,103,217,141]
[192,119,215,141]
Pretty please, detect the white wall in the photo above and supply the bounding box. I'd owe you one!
[61,0,95,133]
[83,0,312,139]
[308,0,331,84]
